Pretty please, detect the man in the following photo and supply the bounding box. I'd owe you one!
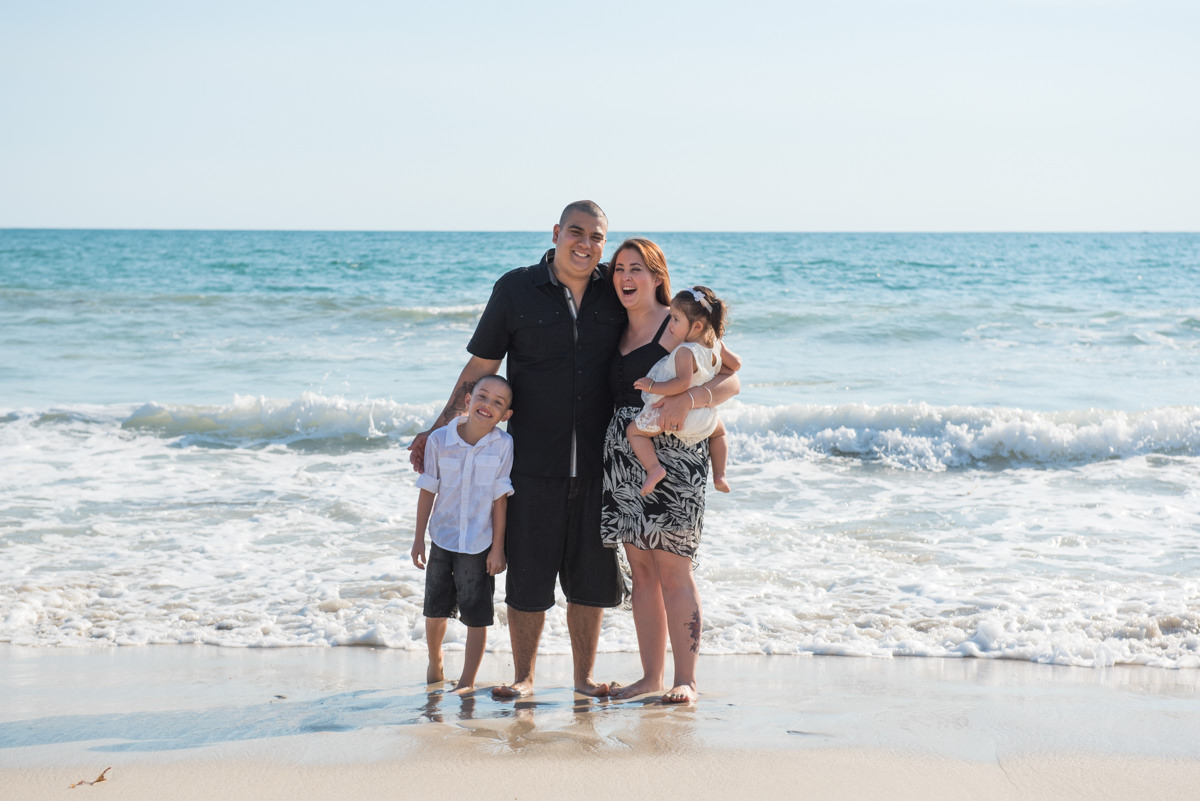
[408,200,625,697]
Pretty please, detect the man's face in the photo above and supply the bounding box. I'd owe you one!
[551,211,607,283]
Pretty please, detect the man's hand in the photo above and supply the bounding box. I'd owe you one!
[407,430,431,473]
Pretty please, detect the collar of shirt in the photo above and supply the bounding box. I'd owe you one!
[536,248,606,289]
[444,417,504,450]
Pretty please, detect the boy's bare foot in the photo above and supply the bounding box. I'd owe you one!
[713,475,730,492]
[575,679,612,698]
[640,466,667,496]
[610,677,666,699]
[661,684,697,704]
[492,681,533,699]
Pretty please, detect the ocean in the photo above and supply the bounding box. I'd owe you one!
[2,229,1198,667]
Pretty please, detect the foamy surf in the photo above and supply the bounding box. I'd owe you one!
[117,394,1200,469]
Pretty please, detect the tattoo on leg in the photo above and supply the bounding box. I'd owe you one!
[688,610,702,653]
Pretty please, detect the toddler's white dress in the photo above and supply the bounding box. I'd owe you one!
[634,340,722,446]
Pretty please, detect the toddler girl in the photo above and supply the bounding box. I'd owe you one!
[628,285,737,497]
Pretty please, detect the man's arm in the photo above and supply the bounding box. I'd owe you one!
[407,355,502,473]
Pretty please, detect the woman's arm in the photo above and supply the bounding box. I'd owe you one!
[653,370,740,431]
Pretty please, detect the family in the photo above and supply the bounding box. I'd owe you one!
[407,201,740,704]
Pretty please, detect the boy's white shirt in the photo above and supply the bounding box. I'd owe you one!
[415,417,514,555]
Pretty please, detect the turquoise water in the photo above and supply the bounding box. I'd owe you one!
[5,230,1197,410]
[2,229,1199,664]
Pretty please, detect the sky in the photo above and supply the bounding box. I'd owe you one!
[0,1,1196,232]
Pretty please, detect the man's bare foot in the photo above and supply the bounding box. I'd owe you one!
[661,684,697,704]
[575,679,611,698]
[610,677,666,699]
[640,466,666,496]
[426,661,445,684]
[713,475,730,492]
[492,681,533,699]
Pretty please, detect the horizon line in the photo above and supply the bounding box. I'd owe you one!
[3,227,1196,235]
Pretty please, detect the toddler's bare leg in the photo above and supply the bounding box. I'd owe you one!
[627,420,667,496]
[709,419,730,492]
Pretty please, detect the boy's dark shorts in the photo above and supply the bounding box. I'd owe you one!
[504,475,622,613]
[423,543,495,627]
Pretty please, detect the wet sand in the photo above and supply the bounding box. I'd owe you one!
[3,645,1199,800]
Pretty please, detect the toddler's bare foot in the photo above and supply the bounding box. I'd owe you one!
[640,466,667,496]
[713,475,730,492]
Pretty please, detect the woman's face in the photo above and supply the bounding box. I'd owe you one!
[611,247,663,310]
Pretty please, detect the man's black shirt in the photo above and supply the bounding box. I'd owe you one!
[467,249,626,479]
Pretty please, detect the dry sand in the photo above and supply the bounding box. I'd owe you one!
[3,644,1200,800]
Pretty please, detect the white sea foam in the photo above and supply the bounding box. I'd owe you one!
[724,401,1200,469]
[3,397,1199,667]
[122,394,437,446]
[118,395,1200,470]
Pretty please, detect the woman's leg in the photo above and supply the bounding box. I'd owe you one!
[653,549,702,703]
[611,544,668,698]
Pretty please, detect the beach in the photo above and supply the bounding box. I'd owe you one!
[4,644,1200,800]
[3,230,1198,798]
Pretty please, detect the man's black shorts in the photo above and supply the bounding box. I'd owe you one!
[504,475,622,612]
[423,543,495,627]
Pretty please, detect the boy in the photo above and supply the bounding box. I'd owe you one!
[412,375,514,693]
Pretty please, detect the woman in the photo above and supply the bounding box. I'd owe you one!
[601,238,740,704]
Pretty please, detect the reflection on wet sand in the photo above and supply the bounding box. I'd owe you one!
[410,684,704,756]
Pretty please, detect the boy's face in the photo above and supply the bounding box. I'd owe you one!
[466,379,513,429]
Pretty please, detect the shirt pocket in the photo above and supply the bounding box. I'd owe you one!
[511,310,572,359]
[473,455,502,485]
[437,459,464,486]
[582,308,625,350]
